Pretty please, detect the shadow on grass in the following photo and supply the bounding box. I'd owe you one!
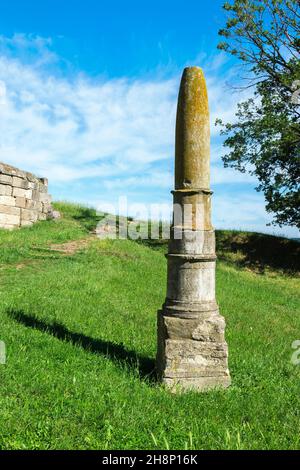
[216,230,300,275]
[53,203,106,232]
[54,202,300,275]
[8,309,156,384]
[72,208,105,232]
[137,231,299,275]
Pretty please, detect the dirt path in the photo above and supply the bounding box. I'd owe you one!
[48,236,95,255]
[8,237,96,271]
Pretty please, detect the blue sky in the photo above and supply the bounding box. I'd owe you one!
[0,0,298,237]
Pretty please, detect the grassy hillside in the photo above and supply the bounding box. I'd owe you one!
[0,202,299,450]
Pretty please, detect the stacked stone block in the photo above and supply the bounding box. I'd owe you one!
[0,162,53,230]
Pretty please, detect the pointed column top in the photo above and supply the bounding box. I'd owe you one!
[175,66,210,191]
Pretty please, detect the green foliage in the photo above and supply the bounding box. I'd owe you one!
[217,0,300,228]
[0,203,299,449]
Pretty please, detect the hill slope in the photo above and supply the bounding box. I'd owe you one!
[0,203,299,450]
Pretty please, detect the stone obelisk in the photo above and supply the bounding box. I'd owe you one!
[156,66,231,392]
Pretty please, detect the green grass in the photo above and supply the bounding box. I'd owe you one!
[0,202,299,450]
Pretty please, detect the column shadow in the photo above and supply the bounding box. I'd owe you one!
[8,309,157,384]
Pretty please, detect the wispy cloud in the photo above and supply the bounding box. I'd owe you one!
[0,34,297,237]
[0,35,177,185]
[0,34,248,185]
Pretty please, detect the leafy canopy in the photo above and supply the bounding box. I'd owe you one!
[217,0,300,228]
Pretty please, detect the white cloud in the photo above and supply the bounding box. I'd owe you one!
[0,34,250,187]
[0,34,297,237]
[0,51,177,184]
[0,33,57,67]
[0,80,6,104]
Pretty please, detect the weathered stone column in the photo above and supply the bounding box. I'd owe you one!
[156,66,231,392]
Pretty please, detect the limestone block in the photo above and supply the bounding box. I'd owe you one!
[31,190,40,201]
[0,174,13,185]
[38,213,47,221]
[25,199,42,211]
[0,223,19,230]
[162,313,226,343]
[0,212,20,226]
[12,176,29,189]
[0,184,12,196]
[162,339,229,378]
[21,209,39,222]
[157,310,230,388]
[39,193,52,204]
[15,197,26,208]
[12,187,32,199]
[164,337,228,360]
[0,196,16,206]
[38,182,48,193]
[0,205,20,217]
[20,219,34,227]
[27,181,39,190]
[39,177,48,187]
[26,174,39,183]
[0,162,25,178]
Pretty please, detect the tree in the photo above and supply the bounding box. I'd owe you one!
[217,0,300,228]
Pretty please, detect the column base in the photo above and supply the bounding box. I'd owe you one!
[156,309,231,392]
[162,376,231,393]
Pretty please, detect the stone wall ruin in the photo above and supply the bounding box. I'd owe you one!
[0,162,53,230]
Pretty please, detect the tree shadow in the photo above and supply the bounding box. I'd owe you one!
[52,203,106,232]
[216,230,300,275]
[8,309,157,384]
[135,230,300,275]
[72,208,105,232]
